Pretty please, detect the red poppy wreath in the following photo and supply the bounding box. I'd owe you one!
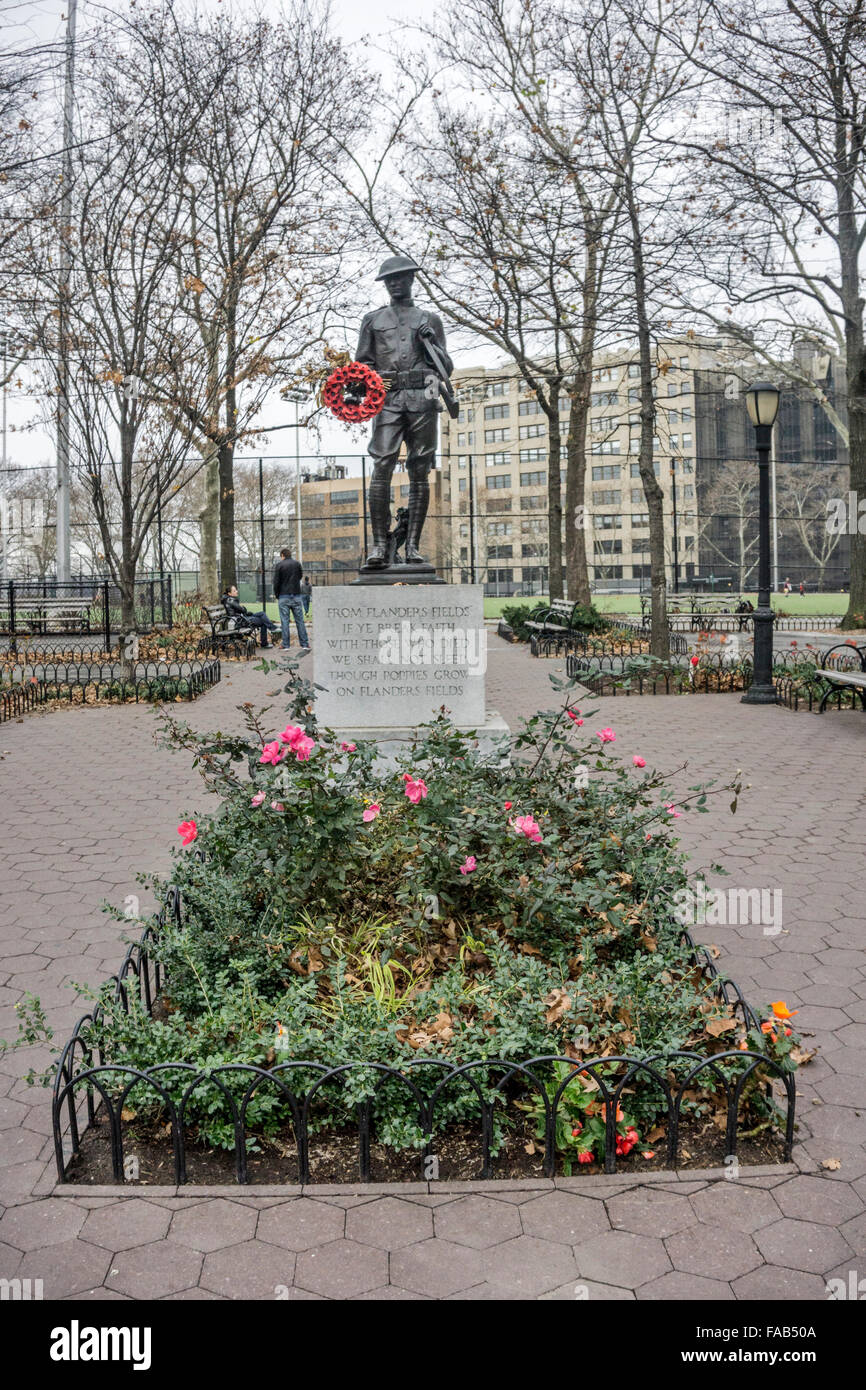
[323,362,386,423]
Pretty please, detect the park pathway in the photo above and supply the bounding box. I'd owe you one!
[1,640,865,1299]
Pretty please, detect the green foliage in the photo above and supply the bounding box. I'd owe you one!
[6,660,797,1166]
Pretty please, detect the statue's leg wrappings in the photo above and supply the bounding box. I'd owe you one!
[404,409,438,563]
[365,405,402,567]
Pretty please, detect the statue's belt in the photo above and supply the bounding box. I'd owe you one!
[382,370,434,392]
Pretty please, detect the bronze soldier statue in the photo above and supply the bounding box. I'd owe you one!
[355,255,454,569]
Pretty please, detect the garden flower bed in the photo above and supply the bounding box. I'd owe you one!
[14,664,801,1185]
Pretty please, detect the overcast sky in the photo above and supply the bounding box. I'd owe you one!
[3,0,493,480]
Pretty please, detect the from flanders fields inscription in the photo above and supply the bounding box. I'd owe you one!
[313,584,486,729]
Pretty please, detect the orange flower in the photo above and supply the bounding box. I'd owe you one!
[770,1001,798,1020]
[600,1102,624,1123]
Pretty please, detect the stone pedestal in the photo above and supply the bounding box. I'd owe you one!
[313,584,506,761]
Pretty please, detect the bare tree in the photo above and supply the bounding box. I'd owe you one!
[673,0,866,626]
[120,4,367,594]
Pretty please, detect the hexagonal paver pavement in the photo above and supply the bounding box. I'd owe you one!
[80,1199,171,1251]
[3,647,866,1299]
[169,1200,258,1253]
[256,1198,344,1251]
[295,1239,388,1298]
[574,1229,671,1289]
[433,1194,522,1248]
[346,1196,434,1249]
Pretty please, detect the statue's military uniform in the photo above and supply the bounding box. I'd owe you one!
[356,255,453,566]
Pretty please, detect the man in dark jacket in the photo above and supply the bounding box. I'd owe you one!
[221,586,279,649]
[272,547,310,649]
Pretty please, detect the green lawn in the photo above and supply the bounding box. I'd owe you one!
[482,592,851,619]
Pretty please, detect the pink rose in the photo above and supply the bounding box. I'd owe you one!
[177,819,197,846]
[403,775,428,804]
[663,801,682,819]
[259,740,284,766]
[596,728,616,744]
[362,804,380,823]
[340,741,357,752]
[292,733,315,762]
[250,791,266,807]
[690,655,699,667]
[459,855,477,875]
[270,801,285,812]
[566,708,581,722]
[632,756,646,768]
[512,814,542,843]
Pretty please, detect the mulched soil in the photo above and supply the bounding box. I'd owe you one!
[64,1109,787,1187]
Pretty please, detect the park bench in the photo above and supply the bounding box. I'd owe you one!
[201,604,257,659]
[817,643,866,713]
[525,599,593,657]
[0,594,94,635]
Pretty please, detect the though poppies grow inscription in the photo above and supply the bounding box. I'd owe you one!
[314,584,486,729]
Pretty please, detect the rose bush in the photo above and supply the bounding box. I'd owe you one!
[8,661,799,1168]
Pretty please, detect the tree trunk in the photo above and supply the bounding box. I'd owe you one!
[842,343,866,628]
[627,182,669,660]
[547,405,564,600]
[199,445,220,598]
[564,366,592,605]
[219,437,236,591]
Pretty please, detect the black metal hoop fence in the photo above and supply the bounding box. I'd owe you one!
[52,883,795,1186]
[0,659,221,725]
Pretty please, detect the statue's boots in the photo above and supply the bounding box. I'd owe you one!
[365,474,391,567]
[405,475,429,564]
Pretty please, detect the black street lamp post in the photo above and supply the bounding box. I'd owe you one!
[741,381,781,705]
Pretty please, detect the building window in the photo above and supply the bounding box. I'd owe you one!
[487,474,511,489]
[628,387,640,403]
[484,427,510,443]
[331,536,357,552]
[594,489,621,505]
[520,494,545,510]
[593,366,613,382]
[679,355,689,368]
[484,402,510,420]
[594,538,623,554]
[628,363,640,378]
[303,538,325,551]
[592,464,620,480]
[487,544,513,559]
[303,517,325,529]
[457,455,469,468]
[590,439,621,454]
[681,406,692,421]
[487,451,511,466]
[487,521,512,535]
[330,490,359,505]
[591,390,619,407]
[519,447,546,462]
[457,407,474,423]
[597,514,622,529]
[668,382,678,396]
[458,478,467,491]
[518,399,544,416]
[331,513,359,527]
[519,422,545,439]
[631,513,650,526]
[400,485,409,497]
[520,470,546,487]
[682,432,693,447]
[486,380,507,397]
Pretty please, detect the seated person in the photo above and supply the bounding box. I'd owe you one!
[221,585,279,649]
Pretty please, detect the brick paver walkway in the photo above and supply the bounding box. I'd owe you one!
[1,640,864,1299]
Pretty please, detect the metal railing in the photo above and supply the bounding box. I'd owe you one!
[51,883,795,1186]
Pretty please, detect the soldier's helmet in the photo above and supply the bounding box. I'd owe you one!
[375,254,421,281]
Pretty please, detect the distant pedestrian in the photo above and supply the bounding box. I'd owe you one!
[273,547,310,650]
[783,577,791,596]
[302,577,312,617]
[798,580,805,596]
